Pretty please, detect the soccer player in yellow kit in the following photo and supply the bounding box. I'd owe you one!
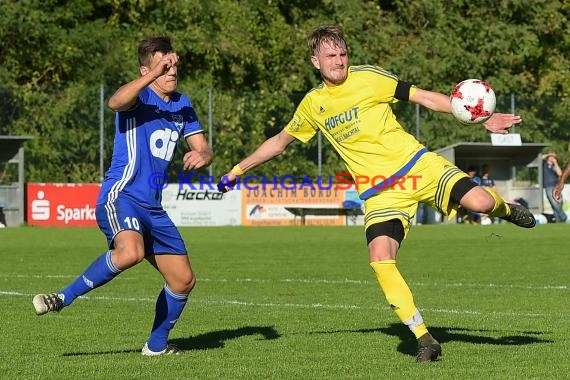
[218,24,536,362]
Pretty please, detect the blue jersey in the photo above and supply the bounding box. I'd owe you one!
[98,87,203,209]
[480,176,495,188]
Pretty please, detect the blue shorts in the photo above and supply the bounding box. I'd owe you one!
[96,195,187,256]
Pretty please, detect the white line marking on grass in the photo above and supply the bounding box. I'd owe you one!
[0,273,140,280]
[199,300,550,318]
[199,278,568,291]
[1,290,553,318]
[0,274,77,279]
[3,273,567,290]
[280,278,371,285]
[0,291,24,296]
[445,282,568,290]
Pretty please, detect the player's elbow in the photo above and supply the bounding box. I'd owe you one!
[107,97,135,112]
[272,131,294,155]
[107,97,121,112]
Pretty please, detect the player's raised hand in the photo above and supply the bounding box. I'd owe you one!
[483,113,522,134]
[150,52,179,78]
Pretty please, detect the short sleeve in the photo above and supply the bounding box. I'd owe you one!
[182,97,203,137]
[284,99,318,143]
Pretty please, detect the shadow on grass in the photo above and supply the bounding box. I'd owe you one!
[171,325,280,350]
[315,323,553,357]
[62,325,280,356]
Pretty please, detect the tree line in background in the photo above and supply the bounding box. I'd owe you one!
[0,0,568,183]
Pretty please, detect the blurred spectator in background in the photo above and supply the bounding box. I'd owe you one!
[415,202,426,225]
[466,166,481,185]
[543,152,567,223]
[480,164,496,190]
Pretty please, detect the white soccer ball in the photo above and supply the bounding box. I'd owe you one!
[534,214,548,225]
[450,79,496,124]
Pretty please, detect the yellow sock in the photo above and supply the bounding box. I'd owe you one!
[370,260,428,338]
[484,187,510,217]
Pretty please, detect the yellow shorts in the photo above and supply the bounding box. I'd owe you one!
[363,152,469,237]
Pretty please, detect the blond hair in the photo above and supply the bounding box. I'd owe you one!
[307,24,347,55]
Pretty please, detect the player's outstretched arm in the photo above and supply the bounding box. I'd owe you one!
[553,162,570,202]
[217,130,295,192]
[410,88,522,135]
[183,133,213,171]
[409,88,452,113]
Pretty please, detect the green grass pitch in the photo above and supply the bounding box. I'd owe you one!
[1,224,568,379]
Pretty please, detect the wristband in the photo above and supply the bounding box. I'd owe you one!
[231,164,245,176]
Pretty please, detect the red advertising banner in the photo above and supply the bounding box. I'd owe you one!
[26,183,100,226]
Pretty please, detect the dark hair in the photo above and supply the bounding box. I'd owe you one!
[467,165,477,172]
[138,36,173,67]
[307,24,347,56]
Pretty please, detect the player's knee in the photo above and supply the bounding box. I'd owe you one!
[184,274,196,293]
[463,188,495,213]
[474,194,495,213]
[170,273,196,294]
[113,245,145,269]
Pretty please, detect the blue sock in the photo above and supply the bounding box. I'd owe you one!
[147,285,188,352]
[59,251,121,307]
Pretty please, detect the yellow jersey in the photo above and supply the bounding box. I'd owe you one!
[284,65,427,200]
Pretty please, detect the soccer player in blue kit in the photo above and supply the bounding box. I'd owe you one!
[32,36,213,355]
